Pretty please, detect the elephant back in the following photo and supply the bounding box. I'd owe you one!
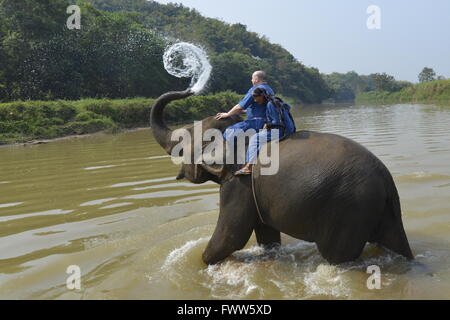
[251,130,386,232]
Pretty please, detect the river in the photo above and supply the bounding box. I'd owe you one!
[0,103,449,299]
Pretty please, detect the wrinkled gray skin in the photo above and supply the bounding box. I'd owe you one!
[151,90,414,265]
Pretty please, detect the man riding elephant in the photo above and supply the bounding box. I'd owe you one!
[215,70,274,143]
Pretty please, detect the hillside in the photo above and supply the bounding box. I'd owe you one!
[0,0,331,103]
[87,0,331,103]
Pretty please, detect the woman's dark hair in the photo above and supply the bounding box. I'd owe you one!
[252,87,284,109]
[252,87,271,100]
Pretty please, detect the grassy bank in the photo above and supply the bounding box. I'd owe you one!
[355,79,450,105]
[0,91,241,145]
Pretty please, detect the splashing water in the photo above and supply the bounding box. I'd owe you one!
[163,42,212,94]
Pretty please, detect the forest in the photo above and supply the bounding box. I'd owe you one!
[0,0,331,103]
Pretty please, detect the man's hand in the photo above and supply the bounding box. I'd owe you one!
[216,104,243,120]
[215,112,229,120]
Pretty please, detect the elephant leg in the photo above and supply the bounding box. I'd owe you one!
[316,237,366,265]
[254,220,281,249]
[316,207,377,264]
[202,177,258,265]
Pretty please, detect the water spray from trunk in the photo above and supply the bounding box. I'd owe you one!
[163,42,212,94]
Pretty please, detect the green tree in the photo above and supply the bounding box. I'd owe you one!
[418,67,436,83]
[0,0,70,100]
[396,80,413,90]
[323,71,376,102]
[371,73,399,92]
[209,52,270,94]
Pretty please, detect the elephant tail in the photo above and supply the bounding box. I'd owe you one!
[375,169,414,260]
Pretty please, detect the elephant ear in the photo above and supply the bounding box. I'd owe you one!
[200,162,225,179]
[200,139,226,179]
[198,115,243,180]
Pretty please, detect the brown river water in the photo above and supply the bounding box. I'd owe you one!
[0,103,449,300]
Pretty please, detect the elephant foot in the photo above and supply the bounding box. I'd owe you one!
[254,220,281,248]
[202,250,223,265]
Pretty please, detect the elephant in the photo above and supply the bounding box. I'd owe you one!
[150,89,414,265]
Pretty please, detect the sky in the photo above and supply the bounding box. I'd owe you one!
[153,0,450,83]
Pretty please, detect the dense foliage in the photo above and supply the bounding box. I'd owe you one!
[323,71,375,102]
[0,0,331,103]
[88,0,331,103]
[0,0,190,101]
[323,71,413,102]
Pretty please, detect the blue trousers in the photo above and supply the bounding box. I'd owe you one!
[246,128,282,163]
[223,119,266,143]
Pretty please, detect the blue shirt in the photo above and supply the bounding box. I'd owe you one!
[238,84,275,120]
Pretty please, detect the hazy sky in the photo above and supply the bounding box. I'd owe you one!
[154,0,450,82]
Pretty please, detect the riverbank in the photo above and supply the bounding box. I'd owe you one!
[0,91,241,145]
[0,127,153,148]
[355,79,450,105]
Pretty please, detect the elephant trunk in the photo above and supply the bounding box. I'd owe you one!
[150,90,194,154]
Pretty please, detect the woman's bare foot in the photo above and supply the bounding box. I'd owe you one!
[234,164,253,175]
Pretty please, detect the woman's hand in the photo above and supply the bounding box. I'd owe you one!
[215,112,229,120]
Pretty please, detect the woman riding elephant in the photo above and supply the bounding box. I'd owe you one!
[235,87,297,175]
